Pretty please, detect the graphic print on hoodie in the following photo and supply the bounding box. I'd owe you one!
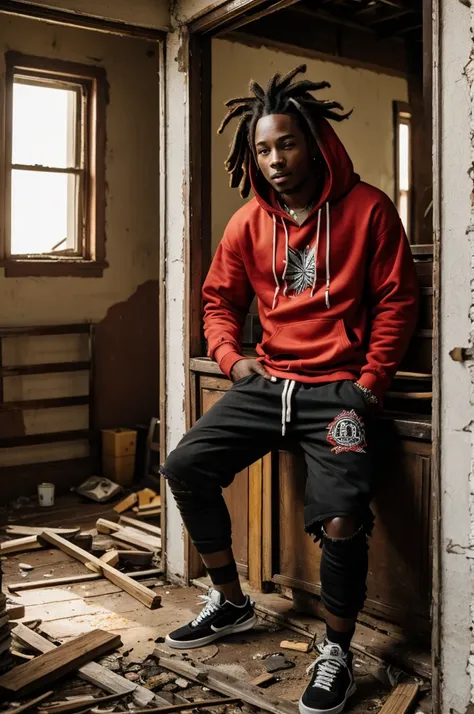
[203,119,419,402]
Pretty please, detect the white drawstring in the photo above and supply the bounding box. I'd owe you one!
[271,203,331,310]
[282,219,290,297]
[310,208,322,298]
[271,215,280,310]
[281,379,296,436]
[325,202,331,309]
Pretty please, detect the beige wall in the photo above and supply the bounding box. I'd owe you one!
[211,38,409,254]
[0,15,160,483]
[11,0,169,30]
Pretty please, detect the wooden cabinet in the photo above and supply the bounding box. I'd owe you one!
[189,361,432,640]
[275,431,432,638]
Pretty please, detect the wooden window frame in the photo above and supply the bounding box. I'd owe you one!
[2,52,107,277]
[393,100,413,241]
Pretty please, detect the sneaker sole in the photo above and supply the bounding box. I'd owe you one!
[298,682,356,714]
[164,614,258,650]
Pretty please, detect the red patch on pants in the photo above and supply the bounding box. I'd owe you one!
[327,409,367,454]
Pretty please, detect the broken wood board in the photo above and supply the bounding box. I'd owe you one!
[96,519,161,551]
[113,493,138,514]
[280,640,311,653]
[119,697,241,714]
[7,599,25,620]
[0,536,42,555]
[11,624,154,707]
[137,488,156,507]
[119,516,161,538]
[153,653,298,714]
[40,531,161,609]
[250,673,277,687]
[6,526,80,538]
[0,629,121,696]
[8,567,161,592]
[38,692,125,714]
[117,550,153,566]
[100,550,119,567]
[378,683,420,714]
[1,690,54,714]
[132,508,161,517]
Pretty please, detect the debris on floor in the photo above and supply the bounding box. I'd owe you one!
[0,496,430,714]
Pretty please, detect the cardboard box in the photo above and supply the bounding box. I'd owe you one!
[102,429,137,458]
[102,453,135,486]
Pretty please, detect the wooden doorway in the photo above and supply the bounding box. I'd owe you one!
[184,0,439,706]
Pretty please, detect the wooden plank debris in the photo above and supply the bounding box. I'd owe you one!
[378,683,420,714]
[280,640,311,653]
[119,516,161,536]
[1,690,54,714]
[137,488,156,507]
[0,629,121,696]
[132,508,161,517]
[39,692,125,714]
[96,519,161,551]
[11,624,154,706]
[153,653,298,714]
[103,698,240,714]
[250,673,277,687]
[6,526,80,538]
[113,492,138,514]
[8,567,161,592]
[117,550,153,566]
[100,550,119,567]
[0,536,42,555]
[40,532,161,609]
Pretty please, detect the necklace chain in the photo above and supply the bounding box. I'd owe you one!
[281,198,316,219]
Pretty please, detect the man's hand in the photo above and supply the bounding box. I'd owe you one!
[231,358,276,383]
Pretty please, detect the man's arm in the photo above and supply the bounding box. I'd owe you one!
[358,201,419,402]
[202,224,254,378]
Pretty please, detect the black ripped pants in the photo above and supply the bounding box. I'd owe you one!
[161,376,374,619]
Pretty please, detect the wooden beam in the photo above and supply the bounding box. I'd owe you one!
[96,519,161,551]
[0,630,121,696]
[113,493,138,514]
[378,683,419,714]
[153,654,298,714]
[119,516,162,538]
[8,567,161,592]
[40,532,161,609]
[11,624,155,706]
[0,536,42,555]
[112,698,241,714]
[5,526,80,538]
[100,550,119,567]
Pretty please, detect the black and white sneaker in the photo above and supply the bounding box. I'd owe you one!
[299,642,356,714]
[165,588,257,649]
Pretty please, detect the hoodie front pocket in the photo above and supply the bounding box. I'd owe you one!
[261,318,355,369]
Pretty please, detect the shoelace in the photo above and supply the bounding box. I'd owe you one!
[306,652,345,692]
[191,593,220,627]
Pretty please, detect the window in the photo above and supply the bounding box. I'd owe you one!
[394,101,412,239]
[2,53,107,277]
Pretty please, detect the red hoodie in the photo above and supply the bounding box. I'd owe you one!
[203,119,418,402]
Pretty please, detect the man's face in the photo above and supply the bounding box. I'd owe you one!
[254,113,315,196]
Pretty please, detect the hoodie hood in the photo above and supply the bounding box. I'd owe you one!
[249,118,360,217]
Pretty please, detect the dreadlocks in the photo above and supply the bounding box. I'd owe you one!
[218,64,351,198]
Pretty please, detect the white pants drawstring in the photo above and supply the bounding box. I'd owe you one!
[281,379,296,436]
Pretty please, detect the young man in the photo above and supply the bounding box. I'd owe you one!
[161,65,418,714]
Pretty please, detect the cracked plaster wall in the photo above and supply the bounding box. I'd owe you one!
[440,1,474,711]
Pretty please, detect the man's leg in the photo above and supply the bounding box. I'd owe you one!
[294,380,374,714]
[160,374,282,647]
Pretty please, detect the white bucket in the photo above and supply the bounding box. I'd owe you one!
[38,482,55,507]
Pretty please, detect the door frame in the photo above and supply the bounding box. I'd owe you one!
[183,0,441,708]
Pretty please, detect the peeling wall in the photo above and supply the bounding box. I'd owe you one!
[439,0,474,711]
[0,15,161,492]
[164,22,188,579]
[11,0,169,30]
